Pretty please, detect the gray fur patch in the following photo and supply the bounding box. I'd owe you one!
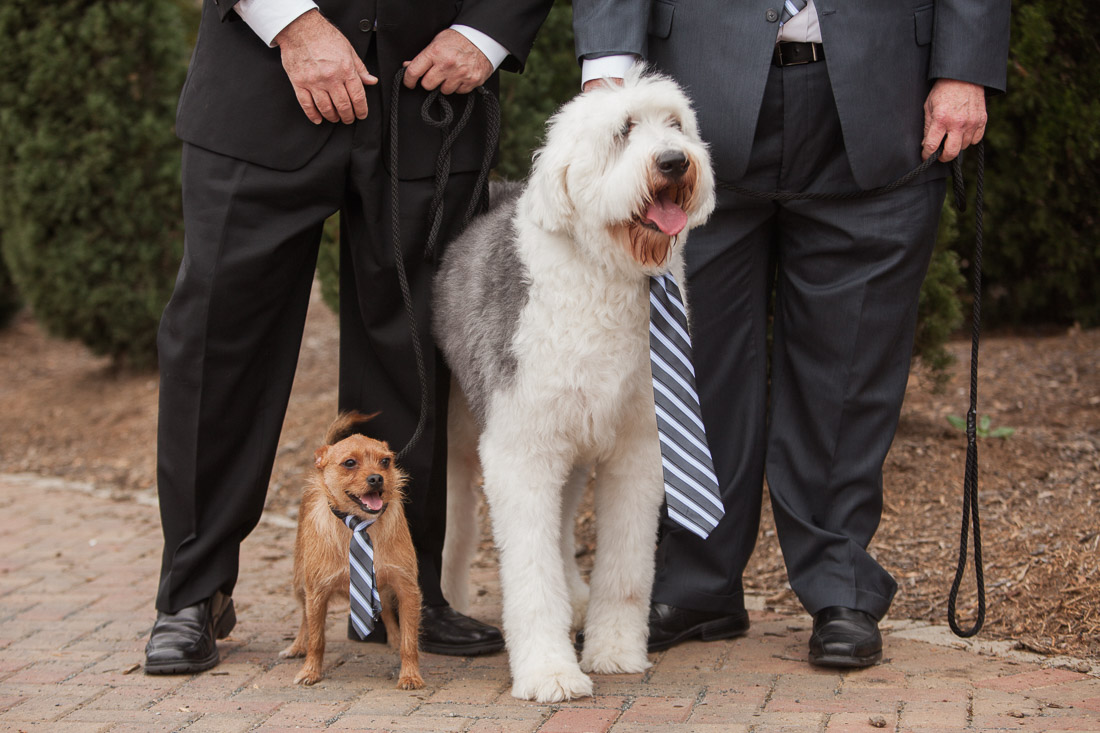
[433,181,529,427]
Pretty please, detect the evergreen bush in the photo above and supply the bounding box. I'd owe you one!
[0,0,190,367]
[0,237,20,329]
[944,0,1100,326]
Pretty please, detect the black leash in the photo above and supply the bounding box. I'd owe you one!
[386,68,499,461]
[946,140,985,637]
[718,142,987,638]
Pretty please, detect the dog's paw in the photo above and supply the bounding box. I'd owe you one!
[397,671,425,690]
[511,664,594,702]
[293,664,324,685]
[580,641,651,675]
[279,644,305,659]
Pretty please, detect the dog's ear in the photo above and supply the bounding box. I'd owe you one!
[314,445,329,470]
[524,151,574,233]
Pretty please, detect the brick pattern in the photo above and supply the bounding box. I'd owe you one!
[0,473,1098,731]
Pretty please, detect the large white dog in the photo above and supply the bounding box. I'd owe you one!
[433,67,716,702]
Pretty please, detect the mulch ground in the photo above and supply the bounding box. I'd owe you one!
[1,284,1096,660]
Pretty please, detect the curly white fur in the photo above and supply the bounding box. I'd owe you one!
[435,65,715,703]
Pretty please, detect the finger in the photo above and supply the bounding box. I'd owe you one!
[354,57,378,87]
[921,120,946,160]
[345,78,368,120]
[940,129,963,162]
[294,86,323,125]
[440,75,463,95]
[419,66,445,91]
[404,54,431,88]
[329,86,356,124]
[313,90,340,124]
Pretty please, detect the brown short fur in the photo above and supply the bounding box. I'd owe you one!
[280,412,423,689]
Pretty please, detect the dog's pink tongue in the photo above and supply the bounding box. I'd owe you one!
[644,193,688,236]
[361,492,383,512]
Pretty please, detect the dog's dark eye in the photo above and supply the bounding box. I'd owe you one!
[380,457,391,469]
[669,118,682,131]
[342,458,357,469]
[619,118,635,138]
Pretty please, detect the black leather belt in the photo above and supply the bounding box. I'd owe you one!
[773,41,825,67]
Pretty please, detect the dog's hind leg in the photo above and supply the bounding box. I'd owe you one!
[280,586,309,659]
[441,385,481,614]
[581,407,665,676]
[560,465,591,630]
[480,431,594,702]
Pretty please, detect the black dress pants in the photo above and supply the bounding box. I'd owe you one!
[155,80,478,613]
[652,61,946,619]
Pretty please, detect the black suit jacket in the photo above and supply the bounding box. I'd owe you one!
[177,0,551,174]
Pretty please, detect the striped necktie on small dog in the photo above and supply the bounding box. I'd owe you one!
[779,0,808,25]
[345,514,383,640]
[649,273,725,539]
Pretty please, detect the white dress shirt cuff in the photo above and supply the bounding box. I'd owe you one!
[581,55,639,87]
[235,0,318,48]
[450,25,510,72]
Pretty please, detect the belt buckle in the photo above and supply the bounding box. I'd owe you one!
[779,42,812,66]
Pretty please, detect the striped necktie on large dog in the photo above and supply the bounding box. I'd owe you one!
[649,273,724,539]
[780,0,808,24]
[345,514,383,640]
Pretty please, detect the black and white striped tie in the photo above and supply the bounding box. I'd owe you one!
[649,273,724,539]
[780,0,808,25]
[345,514,383,640]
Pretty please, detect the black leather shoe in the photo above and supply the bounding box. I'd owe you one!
[419,604,503,656]
[646,602,750,652]
[144,592,236,675]
[808,606,882,668]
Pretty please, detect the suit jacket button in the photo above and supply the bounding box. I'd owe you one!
[359,18,375,32]
[766,8,779,21]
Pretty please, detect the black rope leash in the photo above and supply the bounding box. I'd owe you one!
[386,67,499,460]
[718,142,987,638]
[946,140,985,638]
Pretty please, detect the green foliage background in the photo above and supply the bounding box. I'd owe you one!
[0,0,193,367]
[945,1,1100,327]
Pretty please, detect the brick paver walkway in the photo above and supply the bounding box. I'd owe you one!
[0,473,1097,732]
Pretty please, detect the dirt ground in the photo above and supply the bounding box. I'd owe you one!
[1,282,1097,660]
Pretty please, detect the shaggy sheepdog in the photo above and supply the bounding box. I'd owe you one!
[433,67,716,703]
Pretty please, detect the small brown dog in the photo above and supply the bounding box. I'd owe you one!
[280,412,423,689]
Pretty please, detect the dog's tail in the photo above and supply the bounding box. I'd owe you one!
[324,411,381,446]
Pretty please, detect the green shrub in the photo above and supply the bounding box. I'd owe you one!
[496,2,578,180]
[0,0,189,367]
[944,0,1100,326]
[0,237,21,328]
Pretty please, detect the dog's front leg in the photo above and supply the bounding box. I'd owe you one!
[294,587,332,685]
[581,414,665,675]
[481,433,594,703]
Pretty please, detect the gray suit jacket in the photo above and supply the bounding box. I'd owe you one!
[574,0,1010,188]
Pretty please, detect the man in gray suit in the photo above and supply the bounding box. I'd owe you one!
[573,0,1010,666]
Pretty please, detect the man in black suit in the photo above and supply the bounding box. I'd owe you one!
[574,0,1010,667]
[145,0,551,675]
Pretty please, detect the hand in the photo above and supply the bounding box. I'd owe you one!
[274,9,378,125]
[582,78,623,93]
[403,29,493,94]
[921,79,987,162]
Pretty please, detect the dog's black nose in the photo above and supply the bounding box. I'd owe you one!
[657,150,689,177]
[366,473,383,487]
